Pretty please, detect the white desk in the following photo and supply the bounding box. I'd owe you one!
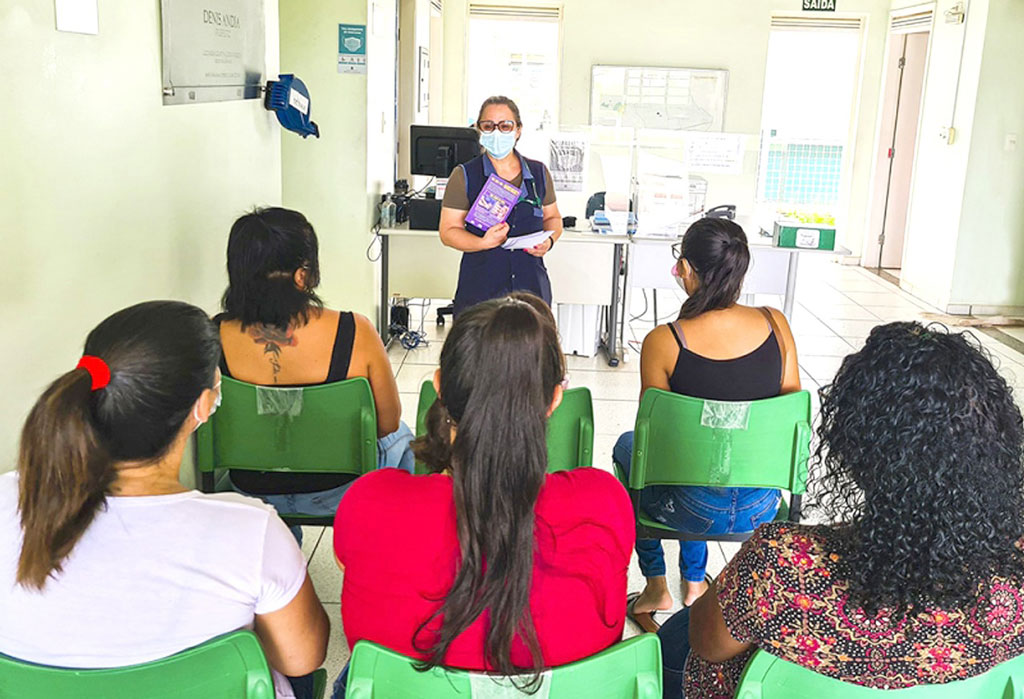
[629,216,852,319]
[378,226,629,365]
[378,218,850,368]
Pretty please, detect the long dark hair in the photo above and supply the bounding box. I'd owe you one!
[221,207,323,330]
[411,297,564,684]
[16,301,221,589]
[676,218,750,319]
[813,322,1024,616]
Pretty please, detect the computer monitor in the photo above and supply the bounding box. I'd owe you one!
[410,125,480,177]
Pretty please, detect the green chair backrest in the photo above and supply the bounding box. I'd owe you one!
[0,630,274,698]
[196,376,377,477]
[736,648,1024,698]
[414,380,594,473]
[629,389,812,494]
[346,634,661,698]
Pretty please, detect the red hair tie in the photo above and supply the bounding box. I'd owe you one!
[76,355,111,391]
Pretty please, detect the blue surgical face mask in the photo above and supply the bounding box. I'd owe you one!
[480,130,517,159]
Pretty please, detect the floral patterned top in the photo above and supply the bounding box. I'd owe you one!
[684,522,1024,697]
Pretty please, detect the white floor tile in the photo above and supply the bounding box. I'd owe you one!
[819,318,887,337]
[308,528,342,604]
[395,365,435,394]
[568,369,640,402]
[593,433,622,473]
[594,399,640,436]
[799,355,845,385]
[322,602,349,687]
[803,304,880,322]
[794,336,856,357]
[300,527,325,564]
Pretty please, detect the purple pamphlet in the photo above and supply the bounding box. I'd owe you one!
[465,173,522,234]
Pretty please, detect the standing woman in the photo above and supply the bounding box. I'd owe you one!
[439,96,563,315]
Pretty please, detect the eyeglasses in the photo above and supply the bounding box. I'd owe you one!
[477,120,518,134]
[671,241,683,259]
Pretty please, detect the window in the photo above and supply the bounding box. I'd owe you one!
[465,5,561,133]
[757,19,863,207]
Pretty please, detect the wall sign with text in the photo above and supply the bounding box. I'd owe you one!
[160,0,266,105]
[803,0,837,10]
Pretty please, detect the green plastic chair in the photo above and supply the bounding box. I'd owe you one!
[736,648,1024,698]
[0,629,329,698]
[196,376,378,526]
[616,388,812,542]
[414,380,594,474]
[346,633,661,698]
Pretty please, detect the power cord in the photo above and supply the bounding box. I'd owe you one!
[392,299,431,350]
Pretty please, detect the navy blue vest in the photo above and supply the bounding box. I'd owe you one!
[453,153,552,315]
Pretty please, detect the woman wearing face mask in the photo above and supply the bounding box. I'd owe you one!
[439,96,563,315]
[0,301,328,699]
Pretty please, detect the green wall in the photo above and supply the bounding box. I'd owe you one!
[0,1,282,468]
[951,0,1024,312]
[280,0,381,322]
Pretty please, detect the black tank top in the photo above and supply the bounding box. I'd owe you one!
[215,311,358,494]
[667,308,783,402]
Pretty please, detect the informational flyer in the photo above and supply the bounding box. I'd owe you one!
[337,24,367,74]
[685,133,746,174]
[465,174,521,233]
[549,134,588,192]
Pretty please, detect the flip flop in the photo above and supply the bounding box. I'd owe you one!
[682,573,715,609]
[626,592,662,633]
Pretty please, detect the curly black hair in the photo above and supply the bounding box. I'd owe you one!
[812,321,1024,616]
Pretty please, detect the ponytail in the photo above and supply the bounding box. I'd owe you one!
[15,300,222,590]
[412,298,563,685]
[17,369,115,589]
[677,218,750,320]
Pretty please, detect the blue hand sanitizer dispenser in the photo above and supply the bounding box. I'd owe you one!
[264,74,320,138]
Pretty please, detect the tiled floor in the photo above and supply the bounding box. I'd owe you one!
[303,256,1024,682]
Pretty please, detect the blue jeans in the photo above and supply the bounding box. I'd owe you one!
[613,431,780,582]
[233,421,415,544]
[331,664,349,699]
[657,607,692,698]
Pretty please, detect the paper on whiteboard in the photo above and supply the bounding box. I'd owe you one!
[502,230,553,251]
[549,134,588,192]
[686,133,746,174]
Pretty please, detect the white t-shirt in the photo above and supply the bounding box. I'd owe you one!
[0,471,308,698]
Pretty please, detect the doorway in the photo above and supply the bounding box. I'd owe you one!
[866,19,931,278]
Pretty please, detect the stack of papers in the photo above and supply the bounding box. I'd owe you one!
[502,230,552,251]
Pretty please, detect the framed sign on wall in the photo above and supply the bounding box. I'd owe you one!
[160,0,266,105]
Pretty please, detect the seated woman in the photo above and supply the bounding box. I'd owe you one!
[331,296,634,697]
[618,218,800,625]
[0,301,328,699]
[660,322,1024,698]
[217,207,414,539]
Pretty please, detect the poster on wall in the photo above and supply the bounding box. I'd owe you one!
[160,0,266,105]
[549,134,588,193]
[685,133,747,174]
[338,24,368,74]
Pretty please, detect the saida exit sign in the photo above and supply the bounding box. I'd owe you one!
[803,0,836,9]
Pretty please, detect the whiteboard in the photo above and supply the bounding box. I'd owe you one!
[590,65,728,131]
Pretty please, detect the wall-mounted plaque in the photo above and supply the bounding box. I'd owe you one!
[161,0,266,105]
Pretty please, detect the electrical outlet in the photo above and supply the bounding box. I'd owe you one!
[940,126,957,145]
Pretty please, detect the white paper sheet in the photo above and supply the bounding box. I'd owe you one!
[55,0,98,34]
[502,230,553,251]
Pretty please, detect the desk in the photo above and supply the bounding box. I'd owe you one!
[377,226,629,365]
[629,216,852,319]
